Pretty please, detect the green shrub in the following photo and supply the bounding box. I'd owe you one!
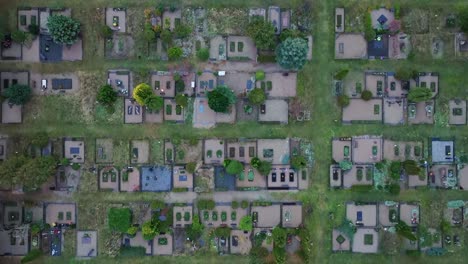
[71,163,80,171]
[168,46,183,60]
[175,79,185,93]
[225,160,244,175]
[231,201,239,209]
[339,160,352,170]
[61,158,70,166]
[337,95,350,107]
[248,88,266,105]
[334,69,349,80]
[197,199,215,210]
[97,84,118,106]
[350,185,373,192]
[291,155,307,169]
[257,160,272,176]
[364,13,376,41]
[12,30,28,44]
[276,37,308,70]
[239,215,253,231]
[100,25,113,39]
[21,249,42,263]
[108,208,131,232]
[240,200,249,209]
[273,246,286,264]
[175,94,188,107]
[251,157,261,169]
[396,221,417,241]
[402,160,420,175]
[408,87,432,102]
[151,200,165,210]
[186,162,196,173]
[214,226,231,237]
[255,70,265,81]
[196,48,209,61]
[361,90,373,101]
[272,227,287,248]
[119,246,146,257]
[47,15,81,45]
[3,84,31,105]
[126,226,138,236]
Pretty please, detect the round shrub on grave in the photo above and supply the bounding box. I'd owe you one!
[361,90,373,101]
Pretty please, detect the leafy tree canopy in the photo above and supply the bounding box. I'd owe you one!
[132,83,153,106]
[207,86,236,113]
[225,160,244,175]
[144,95,164,111]
[239,215,253,231]
[246,18,276,50]
[408,87,432,102]
[291,155,307,169]
[175,94,188,107]
[248,88,266,105]
[47,15,81,45]
[97,84,117,106]
[276,37,308,70]
[3,84,31,105]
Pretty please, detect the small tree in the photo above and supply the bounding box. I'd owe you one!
[207,86,236,113]
[174,24,191,39]
[97,84,117,106]
[408,87,432,102]
[175,79,185,93]
[248,88,266,105]
[175,94,188,107]
[279,29,304,42]
[239,216,253,231]
[272,227,287,248]
[47,15,81,45]
[132,83,153,106]
[246,18,276,50]
[142,220,159,240]
[168,46,183,60]
[395,68,417,80]
[160,29,173,47]
[144,95,164,111]
[361,90,373,101]
[225,160,244,175]
[395,220,417,241]
[291,155,307,169]
[337,95,350,107]
[186,162,196,173]
[257,160,272,176]
[276,38,308,70]
[11,30,27,44]
[334,69,349,80]
[196,48,209,61]
[186,214,204,241]
[100,25,113,39]
[255,70,265,81]
[459,7,468,34]
[251,157,261,169]
[143,23,156,42]
[3,84,31,105]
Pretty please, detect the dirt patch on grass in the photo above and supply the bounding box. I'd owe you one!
[176,139,203,163]
[77,71,104,123]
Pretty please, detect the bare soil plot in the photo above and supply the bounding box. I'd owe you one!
[399,203,419,227]
[112,140,129,167]
[346,203,377,227]
[342,99,382,123]
[45,203,76,224]
[383,98,405,125]
[30,72,80,95]
[164,140,175,164]
[235,99,258,122]
[226,140,256,164]
[230,230,251,255]
[332,139,351,163]
[96,138,113,163]
[1,102,22,124]
[227,36,257,60]
[352,228,378,253]
[105,35,135,59]
[365,74,385,97]
[163,10,182,31]
[173,166,193,189]
[194,166,214,192]
[236,165,266,189]
[343,71,365,98]
[131,140,150,164]
[175,140,202,164]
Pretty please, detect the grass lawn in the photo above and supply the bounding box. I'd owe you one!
[1,0,468,263]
